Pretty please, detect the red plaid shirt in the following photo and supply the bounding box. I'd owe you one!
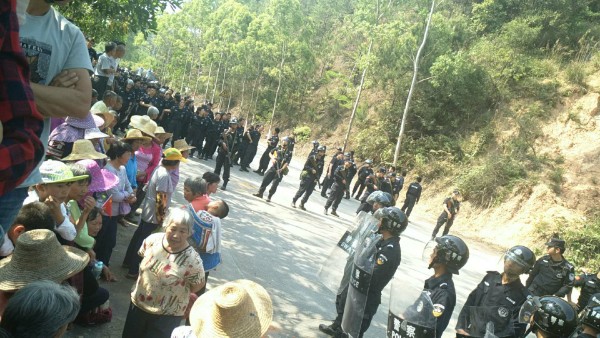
[0,0,45,196]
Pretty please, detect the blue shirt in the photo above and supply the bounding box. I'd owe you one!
[125,154,138,189]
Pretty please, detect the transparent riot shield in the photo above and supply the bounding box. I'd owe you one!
[456,306,514,337]
[317,213,378,294]
[387,282,437,338]
[341,233,381,338]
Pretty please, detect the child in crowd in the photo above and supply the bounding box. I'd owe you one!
[123,148,185,278]
[66,163,98,257]
[121,129,151,227]
[184,177,229,295]
[0,202,55,259]
[122,208,204,338]
[23,160,89,244]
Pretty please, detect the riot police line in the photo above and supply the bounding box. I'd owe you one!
[315,191,600,338]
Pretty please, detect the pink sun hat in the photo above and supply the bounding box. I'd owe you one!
[49,113,105,143]
[75,159,119,193]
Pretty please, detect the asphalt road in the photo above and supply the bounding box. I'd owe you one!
[66,144,505,338]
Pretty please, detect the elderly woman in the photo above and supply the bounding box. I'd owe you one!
[122,208,205,338]
[0,280,80,338]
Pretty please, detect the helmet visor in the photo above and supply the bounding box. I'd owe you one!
[422,240,438,264]
[504,250,531,271]
[518,297,541,324]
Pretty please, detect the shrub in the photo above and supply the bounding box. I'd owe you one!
[293,126,311,142]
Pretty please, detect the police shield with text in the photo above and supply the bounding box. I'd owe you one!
[320,207,407,338]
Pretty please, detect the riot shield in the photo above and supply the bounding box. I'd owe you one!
[387,284,437,338]
[317,213,378,294]
[340,233,381,337]
[456,306,514,337]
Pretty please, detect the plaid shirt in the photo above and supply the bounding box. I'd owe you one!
[0,0,45,196]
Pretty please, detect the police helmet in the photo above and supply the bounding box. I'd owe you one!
[365,159,373,165]
[432,235,469,274]
[366,191,394,207]
[281,137,289,145]
[531,296,578,337]
[373,207,408,236]
[588,293,600,308]
[580,303,600,332]
[504,245,536,273]
[317,145,326,152]
[312,140,320,145]
[229,117,238,124]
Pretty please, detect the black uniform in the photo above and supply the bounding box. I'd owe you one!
[431,197,460,238]
[241,129,261,170]
[573,273,600,311]
[321,155,343,197]
[213,129,237,188]
[356,175,381,214]
[424,273,456,338]
[231,127,246,165]
[324,165,348,213]
[401,181,422,217]
[292,154,323,206]
[380,177,393,195]
[456,271,530,338]
[256,146,292,199]
[353,165,374,199]
[526,255,575,297]
[334,236,401,337]
[137,94,161,116]
[345,161,358,199]
[392,176,404,198]
[256,135,279,174]
[188,114,211,157]
[202,119,221,160]
[168,105,187,141]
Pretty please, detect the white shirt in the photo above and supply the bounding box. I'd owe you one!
[23,190,77,241]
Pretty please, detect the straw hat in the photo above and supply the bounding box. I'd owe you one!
[174,139,195,152]
[123,129,151,142]
[154,126,173,139]
[76,159,119,193]
[0,229,90,292]
[93,110,115,128]
[40,160,89,183]
[130,115,157,138]
[62,139,107,161]
[189,279,273,338]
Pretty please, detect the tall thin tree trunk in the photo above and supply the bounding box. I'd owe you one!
[211,53,223,102]
[204,62,213,99]
[219,64,228,108]
[267,43,286,138]
[239,79,246,113]
[193,64,202,98]
[393,0,435,166]
[342,39,373,152]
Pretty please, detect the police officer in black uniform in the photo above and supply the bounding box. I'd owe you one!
[574,272,600,312]
[255,128,280,175]
[324,159,352,217]
[319,207,407,338]
[380,173,393,195]
[188,108,210,158]
[213,118,238,190]
[356,168,385,214]
[577,295,600,338]
[240,125,261,172]
[425,235,470,338]
[456,245,536,338]
[392,170,406,202]
[345,152,357,199]
[520,296,578,337]
[252,137,292,202]
[526,237,576,298]
[321,151,344,197]
[401,176,423,217]
[292,145,326,211]
[309,140,320,156]
[202,113,221,160]
[352,159,373,199]
[431,190,461,239]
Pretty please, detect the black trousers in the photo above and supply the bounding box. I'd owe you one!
[122,302,182,338]
[93,75,109,99]
[257,148,273,172]
[241,146,257,168]
[333,284,379,338]
[352,179,366,197]
[325,182,344,210]
[401,195,417,217]
[432,213,455,237]
[293,177,317,204]
[202,135,218,158]
[123,220,159,275]
[214,152,231,184]
[189,132,206,157]
[258,167,283,197]
[321,176,334,197]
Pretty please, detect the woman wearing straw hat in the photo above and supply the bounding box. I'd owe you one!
[121,129,151,226]
[62,139,107,162]
[0,229,89,315]
[121,208,204,338]
[171,279,274,338]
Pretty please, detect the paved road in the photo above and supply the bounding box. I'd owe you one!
[67,144,504,338]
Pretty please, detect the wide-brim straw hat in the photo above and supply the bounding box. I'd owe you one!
[174,139,195,151]
[62,139,107,161]
[190,279,273,338]
[93,111,115,128]
[154,126,173,139]
[123,129,151,142]
[40,159,89,183]
[76,159,119,192]
[130,115,157,138]
[0,229,89,292]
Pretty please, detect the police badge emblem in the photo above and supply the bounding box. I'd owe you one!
[498,307,509,318]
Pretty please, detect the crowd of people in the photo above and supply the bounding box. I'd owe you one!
[1,1,599,338]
